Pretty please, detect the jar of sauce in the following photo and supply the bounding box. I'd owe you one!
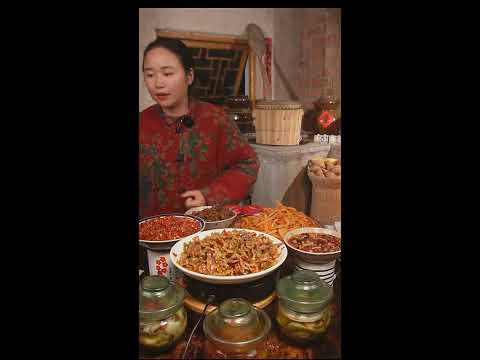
[203,298,271,358]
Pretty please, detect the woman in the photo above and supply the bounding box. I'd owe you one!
[139,37,260,217]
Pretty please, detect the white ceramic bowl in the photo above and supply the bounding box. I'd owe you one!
[139,213,205,251]
[283,227,341,264]
[185,206,237,230]
[170,228,288,285]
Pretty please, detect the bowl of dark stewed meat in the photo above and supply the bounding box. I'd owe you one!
[185,205,237,230]
[283,227,341,263]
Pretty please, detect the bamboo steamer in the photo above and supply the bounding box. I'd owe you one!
[253,100,304,145]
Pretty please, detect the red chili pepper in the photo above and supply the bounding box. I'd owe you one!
[241,205,263,216]
[139,216,201,241]
[224,204,242,215]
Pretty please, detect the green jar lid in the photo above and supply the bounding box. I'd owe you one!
[276,270,333,313]
[139,275,185,321]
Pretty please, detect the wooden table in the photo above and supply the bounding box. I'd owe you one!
[139,257,341,359]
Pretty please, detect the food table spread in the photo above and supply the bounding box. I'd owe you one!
[139,203,341,359]
[139,256,341,359]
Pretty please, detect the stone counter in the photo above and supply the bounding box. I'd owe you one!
[251,142,339,208]
[327,143,341,160]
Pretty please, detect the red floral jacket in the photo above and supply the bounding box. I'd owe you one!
[139,99,260,218]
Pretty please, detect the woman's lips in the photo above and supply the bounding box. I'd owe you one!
[156,93,170,101]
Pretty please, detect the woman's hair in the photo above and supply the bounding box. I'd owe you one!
[143,37,195,75]
[143,37,197,95]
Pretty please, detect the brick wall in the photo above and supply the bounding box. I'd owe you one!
[299,8,341,116]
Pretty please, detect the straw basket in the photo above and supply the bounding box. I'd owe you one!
[253,100,304,145]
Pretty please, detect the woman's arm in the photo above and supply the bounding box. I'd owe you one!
[199,113,260,205]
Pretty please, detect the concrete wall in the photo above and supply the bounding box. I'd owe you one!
[139,8,274,111]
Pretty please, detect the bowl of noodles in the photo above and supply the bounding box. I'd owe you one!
[170,229,288,285]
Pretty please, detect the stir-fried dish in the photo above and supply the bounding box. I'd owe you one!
[190,206,235,222]
[176,230,281,276]
[287,233,341,253]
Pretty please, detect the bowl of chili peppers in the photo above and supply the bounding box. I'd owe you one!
[139,213,206,251]
[185,205,237,230]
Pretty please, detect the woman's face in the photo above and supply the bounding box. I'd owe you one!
[143,47,193,112]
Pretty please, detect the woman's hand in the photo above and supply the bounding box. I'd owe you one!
[181,190,207,209]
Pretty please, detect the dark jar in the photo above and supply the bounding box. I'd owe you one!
[313,96,340,135]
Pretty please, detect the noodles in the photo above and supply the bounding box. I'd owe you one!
[235,202,317,240]
[177,230,281,276]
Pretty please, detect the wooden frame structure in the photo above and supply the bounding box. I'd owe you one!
[155,29,257,104]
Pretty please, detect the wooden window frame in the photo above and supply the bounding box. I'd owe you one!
[155,29,257,104]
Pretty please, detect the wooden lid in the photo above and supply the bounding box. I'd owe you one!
[255,100,303,110]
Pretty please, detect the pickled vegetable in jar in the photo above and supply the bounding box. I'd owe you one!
[203,298,271,359]
[276,270,333,343]
[139,275,187,354]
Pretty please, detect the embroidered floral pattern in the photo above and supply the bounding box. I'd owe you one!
[139,100,259,217]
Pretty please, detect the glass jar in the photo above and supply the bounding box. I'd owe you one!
[203,298,271,359]
[139,275,187,354]
[313,96,339,135]
[276,270,333,343]
[225,95,252,111]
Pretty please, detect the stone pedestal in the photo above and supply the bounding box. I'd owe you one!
[251,142,332,208]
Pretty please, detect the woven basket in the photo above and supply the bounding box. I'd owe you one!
[253,100,304,145]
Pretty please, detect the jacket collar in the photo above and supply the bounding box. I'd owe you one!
[155,97,198,126]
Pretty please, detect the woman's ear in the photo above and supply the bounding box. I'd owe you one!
[186,68,194,86]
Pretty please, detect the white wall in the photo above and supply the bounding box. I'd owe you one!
[139,8,275,111]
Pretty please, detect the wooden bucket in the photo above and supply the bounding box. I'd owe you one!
[253,100,304,145]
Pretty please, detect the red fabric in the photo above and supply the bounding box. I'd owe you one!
[139,99,260,218]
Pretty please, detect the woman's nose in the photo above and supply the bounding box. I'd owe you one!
[154,76,164,88]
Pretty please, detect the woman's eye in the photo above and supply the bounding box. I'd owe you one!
[145,73,154,78]
[164,73,173,77]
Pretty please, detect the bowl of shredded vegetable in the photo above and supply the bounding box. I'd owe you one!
[170,229,288,285]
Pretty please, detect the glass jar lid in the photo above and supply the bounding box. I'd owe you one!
[276,270,333,313]
[203,298,271,346]
[139,275,185,321]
